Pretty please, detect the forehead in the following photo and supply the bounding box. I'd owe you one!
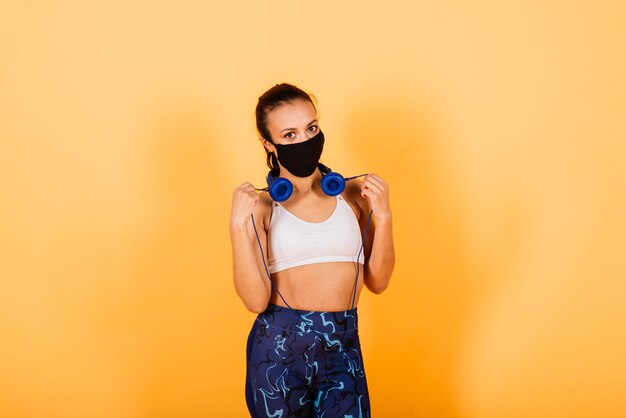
[266,100,317,131]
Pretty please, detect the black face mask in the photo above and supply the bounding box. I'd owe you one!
[274,130,325,177]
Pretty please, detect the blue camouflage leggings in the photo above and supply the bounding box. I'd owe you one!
[245,303,371,417]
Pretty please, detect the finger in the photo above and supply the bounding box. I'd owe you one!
[362,180,382,195]
[361,188,375,200]
[236,186,253,196]
[234,190,259,204]
[364,174,386,190]
[248,193,259,208]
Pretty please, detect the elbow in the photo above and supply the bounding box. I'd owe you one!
[243,296,270,314]
[363,254,395,295]
[369,282,389,295]
[246,302,268,314]
[364,268,393,295]
[234,280,270,314]
[365,275,390,295]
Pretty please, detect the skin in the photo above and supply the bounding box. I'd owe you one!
[229,99,395,313]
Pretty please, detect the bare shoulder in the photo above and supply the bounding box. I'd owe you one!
[342,178,368,219]
[254,191,274,230]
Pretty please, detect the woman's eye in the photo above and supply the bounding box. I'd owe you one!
[308,125,319,133]
[284,132,296,139]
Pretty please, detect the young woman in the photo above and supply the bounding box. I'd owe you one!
[229,83,395,417]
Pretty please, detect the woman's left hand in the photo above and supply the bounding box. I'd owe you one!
[361,173,392,222]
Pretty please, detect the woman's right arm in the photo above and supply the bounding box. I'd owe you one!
[229,182,272,313]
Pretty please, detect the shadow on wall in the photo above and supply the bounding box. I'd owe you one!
[343,90,470,417]
[127,97,235,416]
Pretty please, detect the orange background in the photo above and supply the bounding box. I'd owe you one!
[1,1,625,417]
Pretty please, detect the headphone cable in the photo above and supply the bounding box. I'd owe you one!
[250,207,373,342]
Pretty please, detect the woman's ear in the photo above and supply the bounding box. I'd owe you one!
[259,137,276,153]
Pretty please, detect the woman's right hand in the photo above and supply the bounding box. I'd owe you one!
[230,182,259,229]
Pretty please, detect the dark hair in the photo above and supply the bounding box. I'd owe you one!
[255,83,317,175]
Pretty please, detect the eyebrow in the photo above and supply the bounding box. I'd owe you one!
[279,119,318,133]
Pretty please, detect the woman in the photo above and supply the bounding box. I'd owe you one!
[229,83,395,417]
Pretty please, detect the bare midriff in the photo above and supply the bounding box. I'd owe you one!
[269,261,365,312]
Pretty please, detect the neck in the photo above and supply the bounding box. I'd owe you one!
[280,166,322,194]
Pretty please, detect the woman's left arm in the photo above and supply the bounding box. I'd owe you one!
[359,173,395,294]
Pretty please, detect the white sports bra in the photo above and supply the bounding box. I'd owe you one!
[267,194,365,274]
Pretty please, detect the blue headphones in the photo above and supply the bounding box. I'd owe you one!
[263,162,362,201]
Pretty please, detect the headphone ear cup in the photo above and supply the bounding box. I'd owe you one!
[321,171,346,196]
[268,176,293,202]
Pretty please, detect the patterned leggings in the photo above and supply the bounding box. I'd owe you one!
[245,303,371,417]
